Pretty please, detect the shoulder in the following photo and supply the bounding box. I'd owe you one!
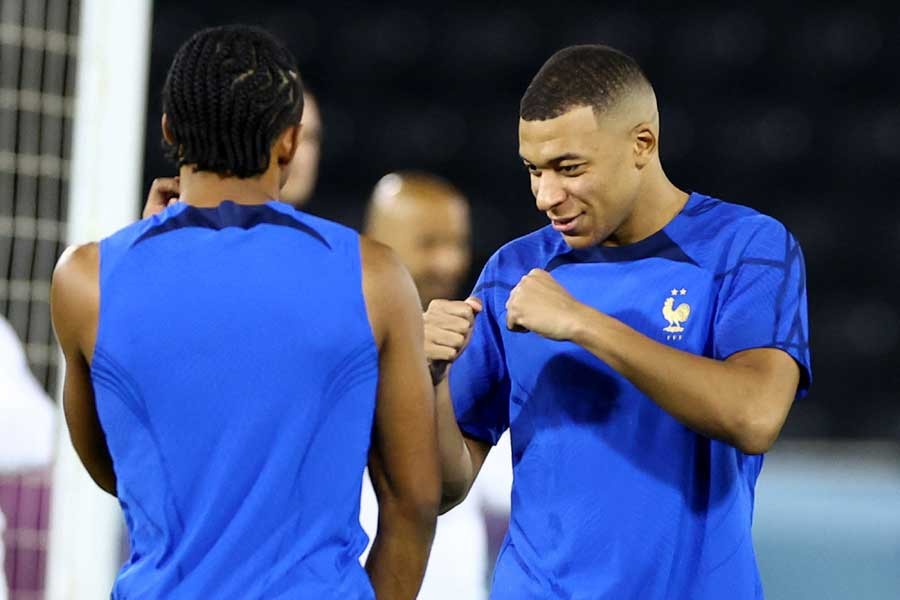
[677,193,801,271]
[359,236,420,346]
[104,209,170,248]
[53,242,99,286]
[359,235,418,306]
[684,193,789,238]
[359,235,407,280]
[268,202,359,251]
[51,243,100,353]
[480,226,564,280]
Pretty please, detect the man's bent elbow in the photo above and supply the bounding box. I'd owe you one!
[380,494,439,542]
[438,476,471,514]
[731,411,784,455]
[384,474,441,530]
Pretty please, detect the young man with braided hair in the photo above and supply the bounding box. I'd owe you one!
[51,25,439,599]
[427,45,811,599]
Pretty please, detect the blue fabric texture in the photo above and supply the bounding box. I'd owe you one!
[94,201,378,599]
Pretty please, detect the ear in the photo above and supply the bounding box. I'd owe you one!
[632,122,657,169]
[161,113,175,145]
[275,124,301,166]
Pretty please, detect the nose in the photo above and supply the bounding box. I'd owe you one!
[533,172,566,212]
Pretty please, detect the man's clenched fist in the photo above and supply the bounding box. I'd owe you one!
[424,297,482,384]
[505,269,588,341]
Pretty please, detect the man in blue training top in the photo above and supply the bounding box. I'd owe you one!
[426,45,811,599]
[51,26,438,599]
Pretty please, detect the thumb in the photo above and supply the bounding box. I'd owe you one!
[464,296,483,314]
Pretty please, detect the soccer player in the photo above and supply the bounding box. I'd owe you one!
[51,26,439,599]
[360,171,512,600]
[365,172,472,309]
[426,45,811,599]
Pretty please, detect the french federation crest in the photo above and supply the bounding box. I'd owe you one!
[662,288,690,333]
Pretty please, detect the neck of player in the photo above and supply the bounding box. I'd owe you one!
[177,165,285,208]
[606,169,689,247]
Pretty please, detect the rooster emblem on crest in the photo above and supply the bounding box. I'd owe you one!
[662,290,691,333]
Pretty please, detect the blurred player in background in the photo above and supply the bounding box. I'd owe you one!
[0,316,56,600]
[427,45,811,599]
[51,25,438,599]
[361,172,512,599]
[365,172,471,308]
[280,90,322,207]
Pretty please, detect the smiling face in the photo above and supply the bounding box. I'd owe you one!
[519,104,654,249]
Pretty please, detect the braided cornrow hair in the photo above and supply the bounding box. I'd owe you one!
[520,45,652,121]
[162,25,304,178]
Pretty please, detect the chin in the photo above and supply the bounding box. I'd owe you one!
[560,232,603,249]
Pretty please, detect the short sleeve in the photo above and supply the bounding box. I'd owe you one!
[713,219,812,398]
[448,257,511,445]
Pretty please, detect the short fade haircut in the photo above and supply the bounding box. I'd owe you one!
[520,44,652,121]
[162,25,303,178]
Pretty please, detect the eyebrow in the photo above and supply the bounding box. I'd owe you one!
[520,153,586,166]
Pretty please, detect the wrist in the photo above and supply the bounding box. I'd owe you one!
[567,303,607,345]
[429,359,449,387]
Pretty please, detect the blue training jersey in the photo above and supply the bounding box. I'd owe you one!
[450,192,811,600]
[92,200,378,599]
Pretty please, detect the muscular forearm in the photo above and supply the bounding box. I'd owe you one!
[365,504,435,599]
[434,378,476,512]
[569,306,792,454]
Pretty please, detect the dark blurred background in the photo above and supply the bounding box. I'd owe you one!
[143,2,900,440]
[0,3,896,598]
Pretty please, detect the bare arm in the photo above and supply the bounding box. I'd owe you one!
[506,269,800,455]
[423,299,492,513]
[433,378,491,513]
[361,237,440,599]
[50,243,117,495]
[570,311,798,454]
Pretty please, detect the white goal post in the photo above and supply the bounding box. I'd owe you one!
[45,0,152,597]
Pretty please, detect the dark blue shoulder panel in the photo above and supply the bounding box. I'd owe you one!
[545,230,699,272]
[133,201,330,249]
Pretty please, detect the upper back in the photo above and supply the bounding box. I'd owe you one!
[96,200,374,376]
[93,200,379,597]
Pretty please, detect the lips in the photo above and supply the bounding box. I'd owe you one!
[550,213,582,233]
